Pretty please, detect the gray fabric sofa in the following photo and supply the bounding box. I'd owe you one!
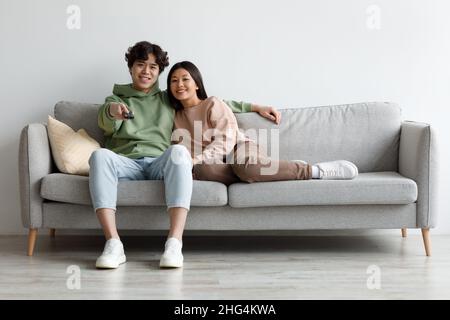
[19,101,438,256]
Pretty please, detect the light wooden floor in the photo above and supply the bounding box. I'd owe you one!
[1,234,450,299]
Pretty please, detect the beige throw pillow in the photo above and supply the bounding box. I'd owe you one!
[47,115,100,176]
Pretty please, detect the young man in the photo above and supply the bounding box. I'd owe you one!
[89,41,280,269]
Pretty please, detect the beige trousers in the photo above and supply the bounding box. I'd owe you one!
[193,141,312,186]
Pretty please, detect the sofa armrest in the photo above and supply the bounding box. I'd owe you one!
[399,121,438,228]
[19,124,52,229]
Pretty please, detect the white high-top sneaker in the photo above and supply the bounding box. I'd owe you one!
[160,237,183,268]
[95,238,126,269]
[314,160,358,180]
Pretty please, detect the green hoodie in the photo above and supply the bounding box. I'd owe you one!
[98,82,252,159]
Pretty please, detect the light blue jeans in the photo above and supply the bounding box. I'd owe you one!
[89,145,193,211]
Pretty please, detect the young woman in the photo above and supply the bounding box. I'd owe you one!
[167,61,358,186]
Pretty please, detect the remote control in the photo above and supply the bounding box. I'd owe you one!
[123,110,134,119]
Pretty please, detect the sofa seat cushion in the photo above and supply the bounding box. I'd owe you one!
[41,173,227,207]
[228,172,417,208]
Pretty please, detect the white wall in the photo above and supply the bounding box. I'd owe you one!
[1,0,449,234]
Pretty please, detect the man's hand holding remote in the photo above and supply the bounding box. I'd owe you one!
[108,102,134,120]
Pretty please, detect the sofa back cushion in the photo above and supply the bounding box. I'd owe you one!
[54,101,104,146]
[235,102,401,173]
[54,101,401,173]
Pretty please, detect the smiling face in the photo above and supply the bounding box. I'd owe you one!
[130,53,159,93]
[169,68,201,108]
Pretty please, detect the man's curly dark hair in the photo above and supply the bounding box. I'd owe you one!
[125,41,169,73]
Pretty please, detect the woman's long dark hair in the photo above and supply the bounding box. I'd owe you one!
[167,61,208,111]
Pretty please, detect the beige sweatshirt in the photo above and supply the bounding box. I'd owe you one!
[173,96,248,165]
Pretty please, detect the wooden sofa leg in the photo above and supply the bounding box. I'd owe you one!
[401,228,407,238]
[49,228,55,238]
[27,228,38,256]
[421,228,431,257]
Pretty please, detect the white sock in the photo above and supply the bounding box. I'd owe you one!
[312,165,321,179]
[166,237,182,247]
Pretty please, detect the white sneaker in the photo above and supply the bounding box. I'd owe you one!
[95,238,126,269]
[314,160,358,180]
[159,238,183,268]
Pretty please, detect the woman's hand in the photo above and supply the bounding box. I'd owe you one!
[251,104,281,124]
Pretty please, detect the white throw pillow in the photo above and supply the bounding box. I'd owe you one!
[47,115,100,176]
